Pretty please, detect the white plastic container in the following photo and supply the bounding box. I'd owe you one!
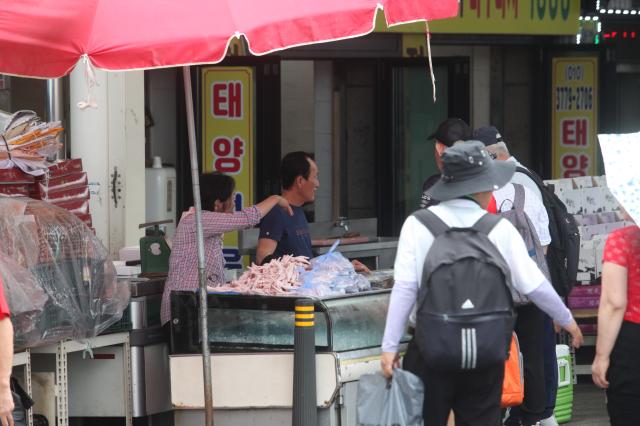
[145,156,177,237]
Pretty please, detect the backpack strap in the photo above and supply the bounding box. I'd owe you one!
[472,213,502,236]
[515,166,544,188]
[512,183,525,212]
[412,209,449,238]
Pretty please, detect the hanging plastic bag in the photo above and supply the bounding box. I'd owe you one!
[357,370,424,426]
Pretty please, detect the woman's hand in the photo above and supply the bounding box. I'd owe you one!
[0,386,14,426]
[592,354,610,389]
[380,352,400,379]
[276,196,293,216]
[352,259,371,274]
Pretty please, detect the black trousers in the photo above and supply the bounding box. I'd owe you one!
[607,320,640,426]
[504,304,546,426]
[404,339,504,426]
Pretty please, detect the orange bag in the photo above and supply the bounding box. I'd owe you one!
[501,332,524,407]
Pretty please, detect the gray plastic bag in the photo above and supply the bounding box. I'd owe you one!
[357,370,424,426]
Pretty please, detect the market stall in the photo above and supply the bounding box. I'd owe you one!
[168,285,405,426]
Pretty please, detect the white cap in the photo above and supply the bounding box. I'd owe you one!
[152,156,162,168]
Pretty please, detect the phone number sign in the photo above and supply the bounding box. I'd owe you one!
[551,57,598,179]
[202,67,254,269]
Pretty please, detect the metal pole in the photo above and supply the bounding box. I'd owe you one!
[45,78,66,159]
[182,66,214,426]
[292,299,317,426]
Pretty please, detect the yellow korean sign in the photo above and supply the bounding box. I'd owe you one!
[202,66,254,269]
[376,0,579,35]
[551,57,598,179]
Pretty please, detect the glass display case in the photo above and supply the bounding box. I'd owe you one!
[169,289,403,354]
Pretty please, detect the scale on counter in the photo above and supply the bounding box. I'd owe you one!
[139,219,172,275]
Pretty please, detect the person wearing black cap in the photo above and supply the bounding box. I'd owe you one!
[474,126,558,426]
[381,141,583,426]
[419,118,473,209]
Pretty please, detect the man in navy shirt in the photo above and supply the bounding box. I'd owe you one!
[257,152,318,264]
[256,152,369,272]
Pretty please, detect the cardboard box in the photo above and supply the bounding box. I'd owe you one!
[0,167,35,183]
[34,172,87,196]
[593,175,607,187]
[573,176,595,189]
[39,158,83,179]
[568,295,600,309]
[598,212,618,223]
[582,187,606,214]
[32,185,89,204]
[0,183,32,197]
[593,235,608,277]
[578,239,596,275]
[602,187,620,211]
[570,285,601,297]
[559,189,583,214]
[553,178,575,193]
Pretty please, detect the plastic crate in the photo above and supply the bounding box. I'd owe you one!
[555,344,574,424]
[101,305,132,334]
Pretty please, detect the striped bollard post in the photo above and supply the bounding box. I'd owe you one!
[292,299,317,426]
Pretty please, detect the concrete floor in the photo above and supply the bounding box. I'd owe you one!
[566,383,609,425]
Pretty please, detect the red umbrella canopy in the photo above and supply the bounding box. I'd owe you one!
[0,0,458,78]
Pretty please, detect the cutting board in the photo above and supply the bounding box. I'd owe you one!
[311,236,371,247]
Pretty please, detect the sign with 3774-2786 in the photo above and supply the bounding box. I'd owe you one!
[551,57,598,179]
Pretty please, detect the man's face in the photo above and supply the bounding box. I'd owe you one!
[434,141,448,171]
[299,158,319,203]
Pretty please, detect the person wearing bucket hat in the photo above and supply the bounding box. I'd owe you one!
[381,141,583,426]
[426,140,516,202]
[475,126,559,426]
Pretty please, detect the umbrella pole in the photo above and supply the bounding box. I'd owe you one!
[182,65,215,426]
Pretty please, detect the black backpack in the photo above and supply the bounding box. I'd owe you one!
[413,209,515,372]
[515,167,580,297]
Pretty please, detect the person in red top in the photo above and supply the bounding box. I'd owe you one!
[592,218,640,426]
[0,278,15,426]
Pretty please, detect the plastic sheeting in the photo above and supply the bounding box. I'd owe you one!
[0,196,129,350]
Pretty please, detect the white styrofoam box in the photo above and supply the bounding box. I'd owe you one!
[573,176,595,189]
[578,239,596,274]
[559,189,584,215]
[113,261,141,276]
[119,245,141,262]
[581,187,606,214]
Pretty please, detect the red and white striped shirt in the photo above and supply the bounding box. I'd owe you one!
[160,206,261,324]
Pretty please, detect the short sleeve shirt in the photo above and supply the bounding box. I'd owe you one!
[259,205,313,259]
[0,276,10,319]
[494,183,552,246]
[393,198,547,324]
[603,226,640,323]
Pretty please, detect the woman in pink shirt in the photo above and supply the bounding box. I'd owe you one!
[160,172,292,324]
[592,211,640,426]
